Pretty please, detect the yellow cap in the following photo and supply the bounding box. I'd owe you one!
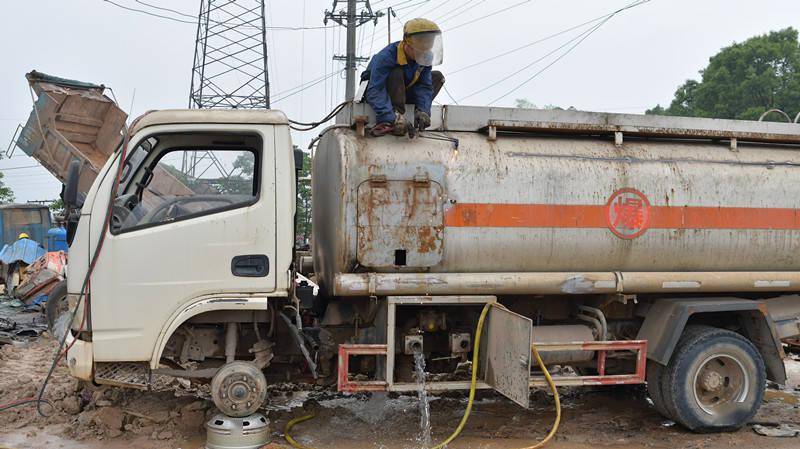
[403,18,440,36]
[18,233,30,240]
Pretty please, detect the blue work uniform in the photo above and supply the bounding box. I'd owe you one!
[363,41,433,124]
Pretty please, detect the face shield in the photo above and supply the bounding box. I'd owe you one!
[406,31,443,66]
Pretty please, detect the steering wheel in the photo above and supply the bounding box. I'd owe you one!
[111,193,141,233]
[139,195,239,225]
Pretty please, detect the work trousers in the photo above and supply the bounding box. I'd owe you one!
[386,68,445,115]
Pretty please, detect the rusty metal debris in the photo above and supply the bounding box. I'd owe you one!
[752,423,800,437]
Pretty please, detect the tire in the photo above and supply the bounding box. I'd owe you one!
[661,325,765,432]
[646,361,673,420]
[45,280,69,334]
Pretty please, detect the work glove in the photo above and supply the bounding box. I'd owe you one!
[392,111,408,136]
[370,122,394,137]
[415,110,431,130]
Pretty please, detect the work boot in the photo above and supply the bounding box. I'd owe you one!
[392,112,407,136]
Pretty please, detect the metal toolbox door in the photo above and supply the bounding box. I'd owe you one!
[481,306,533,408]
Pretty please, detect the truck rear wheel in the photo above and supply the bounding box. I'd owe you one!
[661,325,765,432]
[646,362,673,420]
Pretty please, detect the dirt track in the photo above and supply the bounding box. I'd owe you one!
[1,337,798,449]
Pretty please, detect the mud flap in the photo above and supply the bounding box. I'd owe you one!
[481,306,532,408]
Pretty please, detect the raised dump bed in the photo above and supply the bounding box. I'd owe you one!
[13,71,127,194]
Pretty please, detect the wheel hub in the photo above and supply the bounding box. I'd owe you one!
[692,354,749,415]
[211,362,267,417]
[699,370,724,392]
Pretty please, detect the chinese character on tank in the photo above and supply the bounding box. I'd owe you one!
[605,188,651,239]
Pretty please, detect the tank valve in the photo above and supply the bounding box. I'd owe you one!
[404,335,424,355]
[450,333,471,356]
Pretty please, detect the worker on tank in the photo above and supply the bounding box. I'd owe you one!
[361,18,445,137]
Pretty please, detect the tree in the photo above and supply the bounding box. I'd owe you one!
[233,152,254,177]
[647,28,800,121]
[49,198,65,216]
[515,98,537,109]
[0,153,15,204]
[514,98,564,110]
[295,149,312,247]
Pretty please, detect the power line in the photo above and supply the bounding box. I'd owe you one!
[485,1,652,105]
[448,0,646,77]
[414,0,454,18]
[1,164,42,171]
[445,0,531,32]
[272,72,339,104]
[434,0,483,23]
[102,0,195,23]
[101,0,335,30]
[133,0,195,19]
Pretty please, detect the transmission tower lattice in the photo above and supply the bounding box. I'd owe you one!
[189,0,270,109]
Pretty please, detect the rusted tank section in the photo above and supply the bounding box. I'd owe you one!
[312,105,800,296]
[14,71,127,194]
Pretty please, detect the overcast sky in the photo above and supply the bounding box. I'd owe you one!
[1,0,799,202]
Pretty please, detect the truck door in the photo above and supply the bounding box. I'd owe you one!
[87,126,277,362]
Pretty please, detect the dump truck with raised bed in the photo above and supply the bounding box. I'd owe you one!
[57,103,800,433]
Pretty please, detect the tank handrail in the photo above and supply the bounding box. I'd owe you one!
[758,108,792,123]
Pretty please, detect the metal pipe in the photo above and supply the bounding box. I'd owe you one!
[153,367,219,379]
[225,322,238,363]
[334,271,800,296]
[575,314,603,340]
[578,306,608,340]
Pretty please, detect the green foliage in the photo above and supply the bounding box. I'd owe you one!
[515,98,537,109]
[233,152,255,177]
[514,98,563,110]
[648,28,800,121]
[0,154,15,204]
[296,148,312,246]
[49,197,65,215]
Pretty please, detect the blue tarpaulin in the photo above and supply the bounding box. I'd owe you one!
[0,238,45,265]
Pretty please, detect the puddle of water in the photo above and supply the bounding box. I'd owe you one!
[413,351,432,448]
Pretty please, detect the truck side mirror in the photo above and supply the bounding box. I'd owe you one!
[64,160,83,245]
[64,160,82,210]
[293,148,304,172]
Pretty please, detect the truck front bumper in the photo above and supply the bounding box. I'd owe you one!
[65,331,93,381]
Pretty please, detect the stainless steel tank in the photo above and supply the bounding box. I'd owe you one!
[312,106,800,296]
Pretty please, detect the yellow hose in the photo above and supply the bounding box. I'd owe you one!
[284,414,315,449]
[284,302,562,449]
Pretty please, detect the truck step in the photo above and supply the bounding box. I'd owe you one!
[94,362,150,390]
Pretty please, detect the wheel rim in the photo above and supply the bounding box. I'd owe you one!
[692,354,749,415]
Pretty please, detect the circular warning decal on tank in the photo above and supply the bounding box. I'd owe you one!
[605,188,651,239]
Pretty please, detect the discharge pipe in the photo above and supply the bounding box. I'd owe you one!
[334,271,800,296]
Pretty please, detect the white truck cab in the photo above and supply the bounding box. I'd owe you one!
[66,110,296,384]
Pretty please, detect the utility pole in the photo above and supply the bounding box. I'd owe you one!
[387,7,396,45]
[325,0,382,101]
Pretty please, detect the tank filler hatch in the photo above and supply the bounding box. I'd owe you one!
[356,176,444,268]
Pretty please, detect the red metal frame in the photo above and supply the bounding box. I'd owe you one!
[531,340,647,387]
[337,339,648,392]
[337,344,388,393]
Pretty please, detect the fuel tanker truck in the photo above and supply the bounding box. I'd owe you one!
[57,103,800,433]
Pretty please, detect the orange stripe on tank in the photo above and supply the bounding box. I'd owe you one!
[444,203,800,230]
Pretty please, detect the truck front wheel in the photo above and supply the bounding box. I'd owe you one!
[661,325,765,432]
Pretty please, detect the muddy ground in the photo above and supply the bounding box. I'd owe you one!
[0,335,798,449]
